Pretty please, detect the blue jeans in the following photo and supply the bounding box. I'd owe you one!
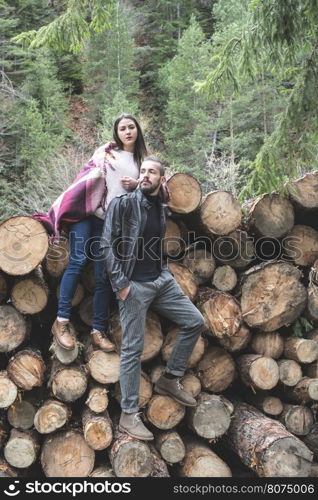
[117,270,205,413]
[58,215,113,331]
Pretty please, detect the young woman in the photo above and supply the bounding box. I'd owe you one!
[35,114,148,351]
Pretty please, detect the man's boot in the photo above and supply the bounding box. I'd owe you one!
[91,330,116,352]
[119,412,154,441]
[154,374,197,407]
[52,319,76,350]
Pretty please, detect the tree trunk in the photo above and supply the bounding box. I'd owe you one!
[41,429,95,477]
[155,430,185,464]
[167,173,202,214]
[7,348,45,390]
[280,404,314,436]
[4,429,39,469]
[163,219,184,258]
[109,427,153,477]
[183,248,215,285]
[284,225,318,266]
[284,337,318,364]
[277,359,303,386]
[7,400,36,430]
[179,436,232,477]
[197,346,236,392]
[48,359,88,403]
[200,290,242,338]
[49,338,79,365]
[287,170,318,209]
[148,443,170,477]
[251,331,284,359]
[161,327,206,368]
[44,236,69,278]
[167,262,198,301]
[281,377,318,404]
[85,384,109,414]
[82,407,113,450]
[246,193,294,238]
[305,360,318,379]
[0,370,18,408]
[0,216,48,276]
[244,392,283,416]
[240,261,307,331]
[213,230,255,269]
[0,305,28,352]
[218,323,251,353]
[86,349,120,385]
[11,267,49,314]
[226,402,312,477]
[146,395,185,430]
[236,354,279,390]
[109,311,163,363]
[187,392,233,439]
[212,265,237,291]
[34,399,71,434]
[199,191,241,236]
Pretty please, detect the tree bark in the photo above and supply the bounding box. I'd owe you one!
[7,400,36,430]
[284,337,318,364]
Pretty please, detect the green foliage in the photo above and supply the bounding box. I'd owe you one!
[12,0,114,54]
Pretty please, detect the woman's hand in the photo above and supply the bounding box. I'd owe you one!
[120,176,138,191]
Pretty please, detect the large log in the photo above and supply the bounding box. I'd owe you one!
[82,407,113,450]
[109,311,163,362]
[109,427,153,477]
[48,359,88,403]
[287,170,318,209]
[168,262,198,301]
[163,219,184,258]
[226,402,313,477]
[161,327,206,368]
[199,191,242,237]
[197,346,236,392]
[155,430,185,464]
[7,348,45,390]
[167,173,202,214]
[34,399,71,434]
[277,359,303,386]
[251,331,284,359]
[183,248,215,285]
[213,230,255,269]
[187,393,233,439]
[7,400,36,430]
[85,383,109,414]
[4,429,39,469]
[0,305,28,352]
[148,444,170,477]
[200,290,242,338]
[44,236,69,278]
[240,261,307,331]
[218,323,251,353]
[0,371,18,409]
[280,377,318,404]
[41,429,95,477]
[178,437,232,477]
[146,395,185,430]
[236,354,279,390]
[283,337,318,364]
[245,193,294,238]
[280,404,314,436]
[284,225,318,266]
[11,267,48,314]
[0,216,48,275]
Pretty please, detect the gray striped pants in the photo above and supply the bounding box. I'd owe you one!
[117,269,205,413]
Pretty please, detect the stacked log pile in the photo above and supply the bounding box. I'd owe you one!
[0,170,317,477]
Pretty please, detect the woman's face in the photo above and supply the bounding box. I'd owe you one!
[117,118,138,151]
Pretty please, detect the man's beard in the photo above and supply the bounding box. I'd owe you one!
[140,181,160,195]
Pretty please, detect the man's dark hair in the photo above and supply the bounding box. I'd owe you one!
[113,113,148,168]
[142,155,166,176]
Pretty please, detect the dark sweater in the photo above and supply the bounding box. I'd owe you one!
[130,194,161,281]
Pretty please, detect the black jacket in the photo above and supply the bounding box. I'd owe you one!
[100,188,169,292]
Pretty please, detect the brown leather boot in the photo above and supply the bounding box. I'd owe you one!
[91,330,115,352]
[52,319,76,350]
[154,374,197,407]
[119,411,154,441]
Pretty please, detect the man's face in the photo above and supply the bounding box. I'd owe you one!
[139,160,165,195]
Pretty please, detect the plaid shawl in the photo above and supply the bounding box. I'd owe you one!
[32,142,116,242]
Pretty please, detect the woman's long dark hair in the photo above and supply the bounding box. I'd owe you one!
[113,113,148,168]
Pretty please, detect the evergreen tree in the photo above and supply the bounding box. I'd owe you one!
[159,16,214,184]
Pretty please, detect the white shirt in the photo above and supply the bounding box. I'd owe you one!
[94,149,139,219]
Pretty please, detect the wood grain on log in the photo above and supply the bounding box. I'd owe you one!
[167,173,202,214]
[0,305,28,352]
[277,359,303,387]
[218,323,251,352]
[4,429,39,469]
[246,193,294,238]
[85,384,109,413]
[7,348,45,390]
[183,248,215,285]
[34,399,70,434]
[7,400,36,430]
[287,170,318,209]
[49,360,88,403]
[0,371,18,409]
[200,191,242,236]
[187,392,233,439]
[147,395,185,430]
[236,354,279,390]
[251,331,284,359]
[82,407,113,450]
[179,436,232,477]
[280,404,314,436]
[284,225,318,266]
[197,346,236,392]
[109,427,153,477]
[155,431,185,464]
[284,337,318,364]
[168,262,198,301]
[212,265,237,291]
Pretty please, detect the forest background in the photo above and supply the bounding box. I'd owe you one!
[0,0,317,221]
